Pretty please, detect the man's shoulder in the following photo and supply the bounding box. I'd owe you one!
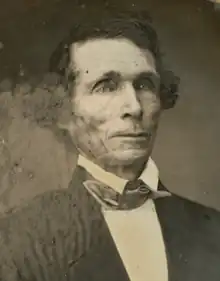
[0,182,104,279]
[156,181,220,279]
[159,181,220,217]
[155,181,220,280]
[157,180,220,233]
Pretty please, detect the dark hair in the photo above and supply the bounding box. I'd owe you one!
[49,10,179,109]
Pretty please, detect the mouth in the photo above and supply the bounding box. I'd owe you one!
[113,132,150,138]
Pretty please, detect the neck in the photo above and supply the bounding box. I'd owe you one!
[80,153,148,181]
[103,163,145,181]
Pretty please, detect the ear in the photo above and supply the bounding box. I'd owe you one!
[160,70,180,110]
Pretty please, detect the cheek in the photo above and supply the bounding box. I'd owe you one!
[70,111,110,157]
[71,98,105,139]
[73,95,116,125]
[142,96,161,125]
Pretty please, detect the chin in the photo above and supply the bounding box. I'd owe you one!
[109,149,149,165]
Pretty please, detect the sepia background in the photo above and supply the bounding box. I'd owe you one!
[0,0,219,211]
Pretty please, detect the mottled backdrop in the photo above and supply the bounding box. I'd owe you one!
[0,0,219,211]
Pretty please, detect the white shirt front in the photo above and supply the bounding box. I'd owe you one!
[78,155,169,281]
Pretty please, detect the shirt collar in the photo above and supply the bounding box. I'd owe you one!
[77,155,159,194]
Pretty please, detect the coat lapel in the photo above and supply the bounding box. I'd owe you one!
[69,165,132,281]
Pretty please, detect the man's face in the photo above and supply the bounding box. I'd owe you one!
[66,38,161,167]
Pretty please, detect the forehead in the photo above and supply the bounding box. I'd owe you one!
[70,38,157,83]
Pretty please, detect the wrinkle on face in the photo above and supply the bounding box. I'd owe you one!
[65,38,161,177]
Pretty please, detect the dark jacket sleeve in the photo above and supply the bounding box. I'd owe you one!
[0,187,101,281]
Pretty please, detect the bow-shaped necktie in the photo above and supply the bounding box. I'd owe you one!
[83,178,171,210]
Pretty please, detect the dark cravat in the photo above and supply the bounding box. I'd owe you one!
[83,178,171,210]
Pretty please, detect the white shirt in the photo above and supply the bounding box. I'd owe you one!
[78,155,169,281]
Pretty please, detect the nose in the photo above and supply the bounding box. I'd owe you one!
[121,83,143,119]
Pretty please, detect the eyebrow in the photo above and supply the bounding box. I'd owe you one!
[87,70,160,88]
[136,71,160,81]
[88,71,120,86]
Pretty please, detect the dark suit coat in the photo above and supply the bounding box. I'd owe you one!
[0,165,220,281]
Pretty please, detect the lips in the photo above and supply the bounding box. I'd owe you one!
[113,132,150,138]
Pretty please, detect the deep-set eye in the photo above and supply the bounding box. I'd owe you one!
[133,77,157,92]
[93,79,118,93]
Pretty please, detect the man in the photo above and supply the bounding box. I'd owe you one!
[0,10,220,281]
